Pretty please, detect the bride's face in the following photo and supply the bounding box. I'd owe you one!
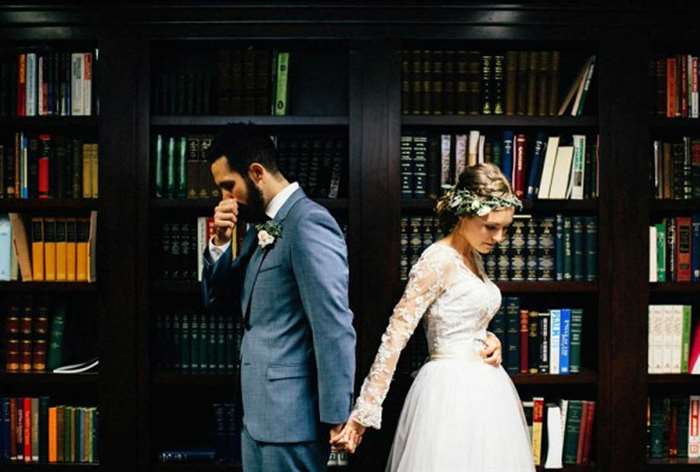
[459,208,515,254]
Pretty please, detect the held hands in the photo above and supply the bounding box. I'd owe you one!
[330,418,366,454]
[213,198,238,245]
[481,331,503,367]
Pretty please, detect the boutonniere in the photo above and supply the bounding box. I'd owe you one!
[255,220,283,249]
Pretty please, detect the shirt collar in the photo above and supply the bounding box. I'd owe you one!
[265,182,300,219]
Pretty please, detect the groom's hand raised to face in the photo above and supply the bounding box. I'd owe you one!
[213,198,238,246]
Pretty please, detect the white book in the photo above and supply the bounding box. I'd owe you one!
[537,136,560,199]
[71,53,84,116]
[478,134,485,164]
[84,52,93,116]
[0,215,11,281]
[689,396,700,458]
[571,57,595,117]
[649,306,662,374]
[548,146,573,199]
[544,404,564,469]
[692,56,699,119]
[549,309,561,375]
[663,305,675,374]
[440,135,451,186]
[467,130,479,167]
[26,53,36,116]
[197,217,208,282]
[650,226,658,282]
[672,305,683,374]
[569,135,586,200]
[455,134,467,179]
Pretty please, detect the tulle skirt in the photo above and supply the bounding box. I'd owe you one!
[385,355,535,472]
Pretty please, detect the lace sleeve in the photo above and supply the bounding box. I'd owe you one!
[349,247,455,429]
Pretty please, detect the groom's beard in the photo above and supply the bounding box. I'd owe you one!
[239,175,267,223]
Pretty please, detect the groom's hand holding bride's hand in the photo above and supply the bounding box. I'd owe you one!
[481,332,502,367]
[330,418,366,454]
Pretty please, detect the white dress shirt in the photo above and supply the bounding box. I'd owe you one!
[208,182,300,262]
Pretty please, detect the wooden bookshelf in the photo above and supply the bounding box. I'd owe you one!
[150,198,349,211]
[649,283,700,294]
[650,199,700,214]
[401,198,598,213]
[511,370,598,385]
[0,116,98,128]
[1,465,101,470]
[0,282,98,292]
[402,115,598,128]
[0,199,100,212]
[0,372,99,385]
[151,115,349,127]
[650,116,700,129]
[154,465,241,472]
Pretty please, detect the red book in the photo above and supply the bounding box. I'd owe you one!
[676,217,692,282]
[514,133,527,198]
[9,398,18,461]
[23,397,31,463]
[17,54,26,117]
[576,400,590,464]
[667,57,677,118]
[519,309,529,374]
[38,134,51,199]
[582,401,596,465]
[669,399,679,456]
[681,54,689,118]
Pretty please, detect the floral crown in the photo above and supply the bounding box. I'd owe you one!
[435,184,523,218]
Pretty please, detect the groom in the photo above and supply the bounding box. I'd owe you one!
[201,124,356,471]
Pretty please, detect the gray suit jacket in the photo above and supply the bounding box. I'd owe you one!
[202,188,356,443]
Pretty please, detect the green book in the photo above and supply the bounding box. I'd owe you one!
[563,399,583,464]
[47,303,66,370]
[572,216,584,281]
[584,217,598,281]
[209,317,217,371]
[200,316,209,372]
[569,308,583,373]
[172,314,181,370]
[217,315,225,372]
[178,136,187,199]
[166,136,176,199]
[190,314,200,371]
[563,216,573,280]
[681,305,692,373]
[154,134,163,198]
[274,52,289,116]
[180,314,190,371]
[31,397,39,462]
[656,222,666,282]
[649,397,669,458]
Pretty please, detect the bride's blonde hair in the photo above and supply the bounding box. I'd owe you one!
[437,163,518,235]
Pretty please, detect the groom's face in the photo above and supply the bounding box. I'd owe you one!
[211,156,267,223]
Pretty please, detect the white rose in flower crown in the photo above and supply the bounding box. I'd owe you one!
[257,230,276,248]
[476,205,492,216]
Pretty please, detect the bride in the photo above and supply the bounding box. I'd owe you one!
[332,163,535,471]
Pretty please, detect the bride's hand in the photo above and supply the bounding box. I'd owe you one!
[481,332,502,367]
[330,418,366,454]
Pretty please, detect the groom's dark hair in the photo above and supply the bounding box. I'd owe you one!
[207,122,280,175]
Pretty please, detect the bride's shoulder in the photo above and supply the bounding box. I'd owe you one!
[414,242,460,272]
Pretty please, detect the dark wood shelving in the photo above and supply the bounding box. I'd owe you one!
[152,281,200,294]
[0,372,99,385]
[511,370,598,385]
[402,115,598,128]
[647,374,700,385]
[1,464,100,470]
[151,115,348,127]
[0,282,98,292]
[401,199,598,212]
[649,283,700,294]
[150,198,348,211]
[0,199,100,212]
[650,199,700,214]
[0,116,98,128]
[154,465,241,472]
[153,373,234,386]
[645,457,700,471]
[497,281,598,293]
[650,116,700,129]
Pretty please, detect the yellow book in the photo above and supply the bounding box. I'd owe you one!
[87,211,97,282]
[82,143,92,198]
[48,407,57,463]
[66,219,78,281]
[532,397,544,466]
[89,144,98,199]
[31,218,45,281]
[76,218,89,282]
[55,218,67,281]
[43,218,57,281]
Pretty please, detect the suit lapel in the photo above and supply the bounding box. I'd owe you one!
[241,187,306,326]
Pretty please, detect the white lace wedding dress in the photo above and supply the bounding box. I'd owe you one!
[350,242,535,471]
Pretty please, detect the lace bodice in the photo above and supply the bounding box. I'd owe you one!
[350,243,502,429]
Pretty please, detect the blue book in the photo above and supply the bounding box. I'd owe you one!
[0,215,11,281]
[21,133,28,199]
[560,308,572,375]
[692,214,700,282]
[501,131,514,184]
[505,296,521,375]
[77,408,84,463]
[0,397,8,462]
[525,132,547,200]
